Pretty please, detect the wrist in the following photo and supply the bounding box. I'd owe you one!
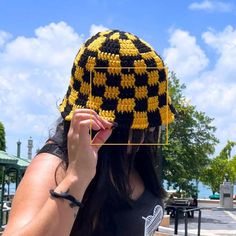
[55,174,91,201]
[66,167,95,186]
[49,189,84,208]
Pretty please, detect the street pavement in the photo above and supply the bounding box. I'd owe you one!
[168,202,236,236]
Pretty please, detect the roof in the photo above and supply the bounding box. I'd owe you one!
[15,156,30,167]
[0,150,30,168]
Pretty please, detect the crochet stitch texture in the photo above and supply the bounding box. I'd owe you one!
[59,30,175,129]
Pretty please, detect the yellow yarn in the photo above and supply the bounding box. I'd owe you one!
[86,96,103,111]
[85,56,96,72]
[148,71,159,86]
[119,39,139,56]
[121,74,135,88]
[87,36,107,52]
[159,81,167,95]
[134,60,147,74]
[135,86,148,99]
[141,51,157,60]
[117,98,135,113]
[99,110,115,122]
[125,32,137,41]
[93,72,107,86]
[74,45,85,64]
[159,106,174,125]
[68,88,78,105]
[131,112,148,129]
[74,67,84,82]
[148,96,159,111]
[59,30,176,129]
[104,86,120,99]
[110,32,121,40]
[79,82,90,95]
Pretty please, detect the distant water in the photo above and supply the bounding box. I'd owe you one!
[197,182,236,198]
[164,181,236,199]
[5,182,236,199]
[198,182,213,198]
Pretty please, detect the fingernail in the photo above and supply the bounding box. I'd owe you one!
[110,121,118,127]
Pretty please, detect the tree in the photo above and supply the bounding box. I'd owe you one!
[162,72,219,196]
[200,141,236,194]
[229,154,236,182]
[0,122,6,151]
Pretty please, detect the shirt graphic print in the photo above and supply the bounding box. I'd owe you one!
[142,205,163,236]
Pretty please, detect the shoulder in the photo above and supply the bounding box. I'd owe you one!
[4,153,66,234]
[15,151,67,204]
[26,152,66,184]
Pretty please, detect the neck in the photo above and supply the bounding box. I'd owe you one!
[128,168,145,200]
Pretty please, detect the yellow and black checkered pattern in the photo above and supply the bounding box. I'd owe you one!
[59,30,175,129]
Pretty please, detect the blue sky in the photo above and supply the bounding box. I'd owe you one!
[0,0,236,158]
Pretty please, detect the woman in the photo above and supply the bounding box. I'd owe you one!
[3,30,175,236]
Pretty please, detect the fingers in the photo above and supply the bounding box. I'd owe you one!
[66,109,114,181]
[79,119,101,137]
[78,119,113,147]
[71,113,105,131]
[71,109,112,129]
[91,129,113,152]
[73,109,112,129]
[69,109,114,151]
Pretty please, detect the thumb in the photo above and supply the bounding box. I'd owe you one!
[92,128,113,152]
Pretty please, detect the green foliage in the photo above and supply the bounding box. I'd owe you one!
[0,122,6,151]
[200,141,236,194]
[218,141,236,160]
[162,72,219,196]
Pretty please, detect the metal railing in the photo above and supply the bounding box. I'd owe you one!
[183,208,201,236]
[0,201,11,231]
[173,207,202,235]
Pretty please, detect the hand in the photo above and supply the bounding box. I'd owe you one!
[66,109,113,183]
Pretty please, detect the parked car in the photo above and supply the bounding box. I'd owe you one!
[209,193,220,199]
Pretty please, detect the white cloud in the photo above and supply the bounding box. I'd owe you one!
[187,76,236,113]
[189,0,213,10]
[189,27,236,147]
[189,0,234,12]
[202,25,236,79]
[0,31,12,48]
[190,25,236,113]
[0,22,85,156]
[89,24,108,36]
[2,22,82,67]
[163,29,209,80]
[164,26,236,154]
[1,22,236,158]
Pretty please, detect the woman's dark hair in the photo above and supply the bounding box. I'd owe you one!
[49,118,166,236]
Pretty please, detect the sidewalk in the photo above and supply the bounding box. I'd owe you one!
[168,202,236,236]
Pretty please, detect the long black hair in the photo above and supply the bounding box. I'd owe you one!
[50,118,166,236]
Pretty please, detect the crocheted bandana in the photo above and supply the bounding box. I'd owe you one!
[59,30,175,129]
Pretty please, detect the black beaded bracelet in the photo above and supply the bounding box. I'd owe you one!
[49,189,84,208]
